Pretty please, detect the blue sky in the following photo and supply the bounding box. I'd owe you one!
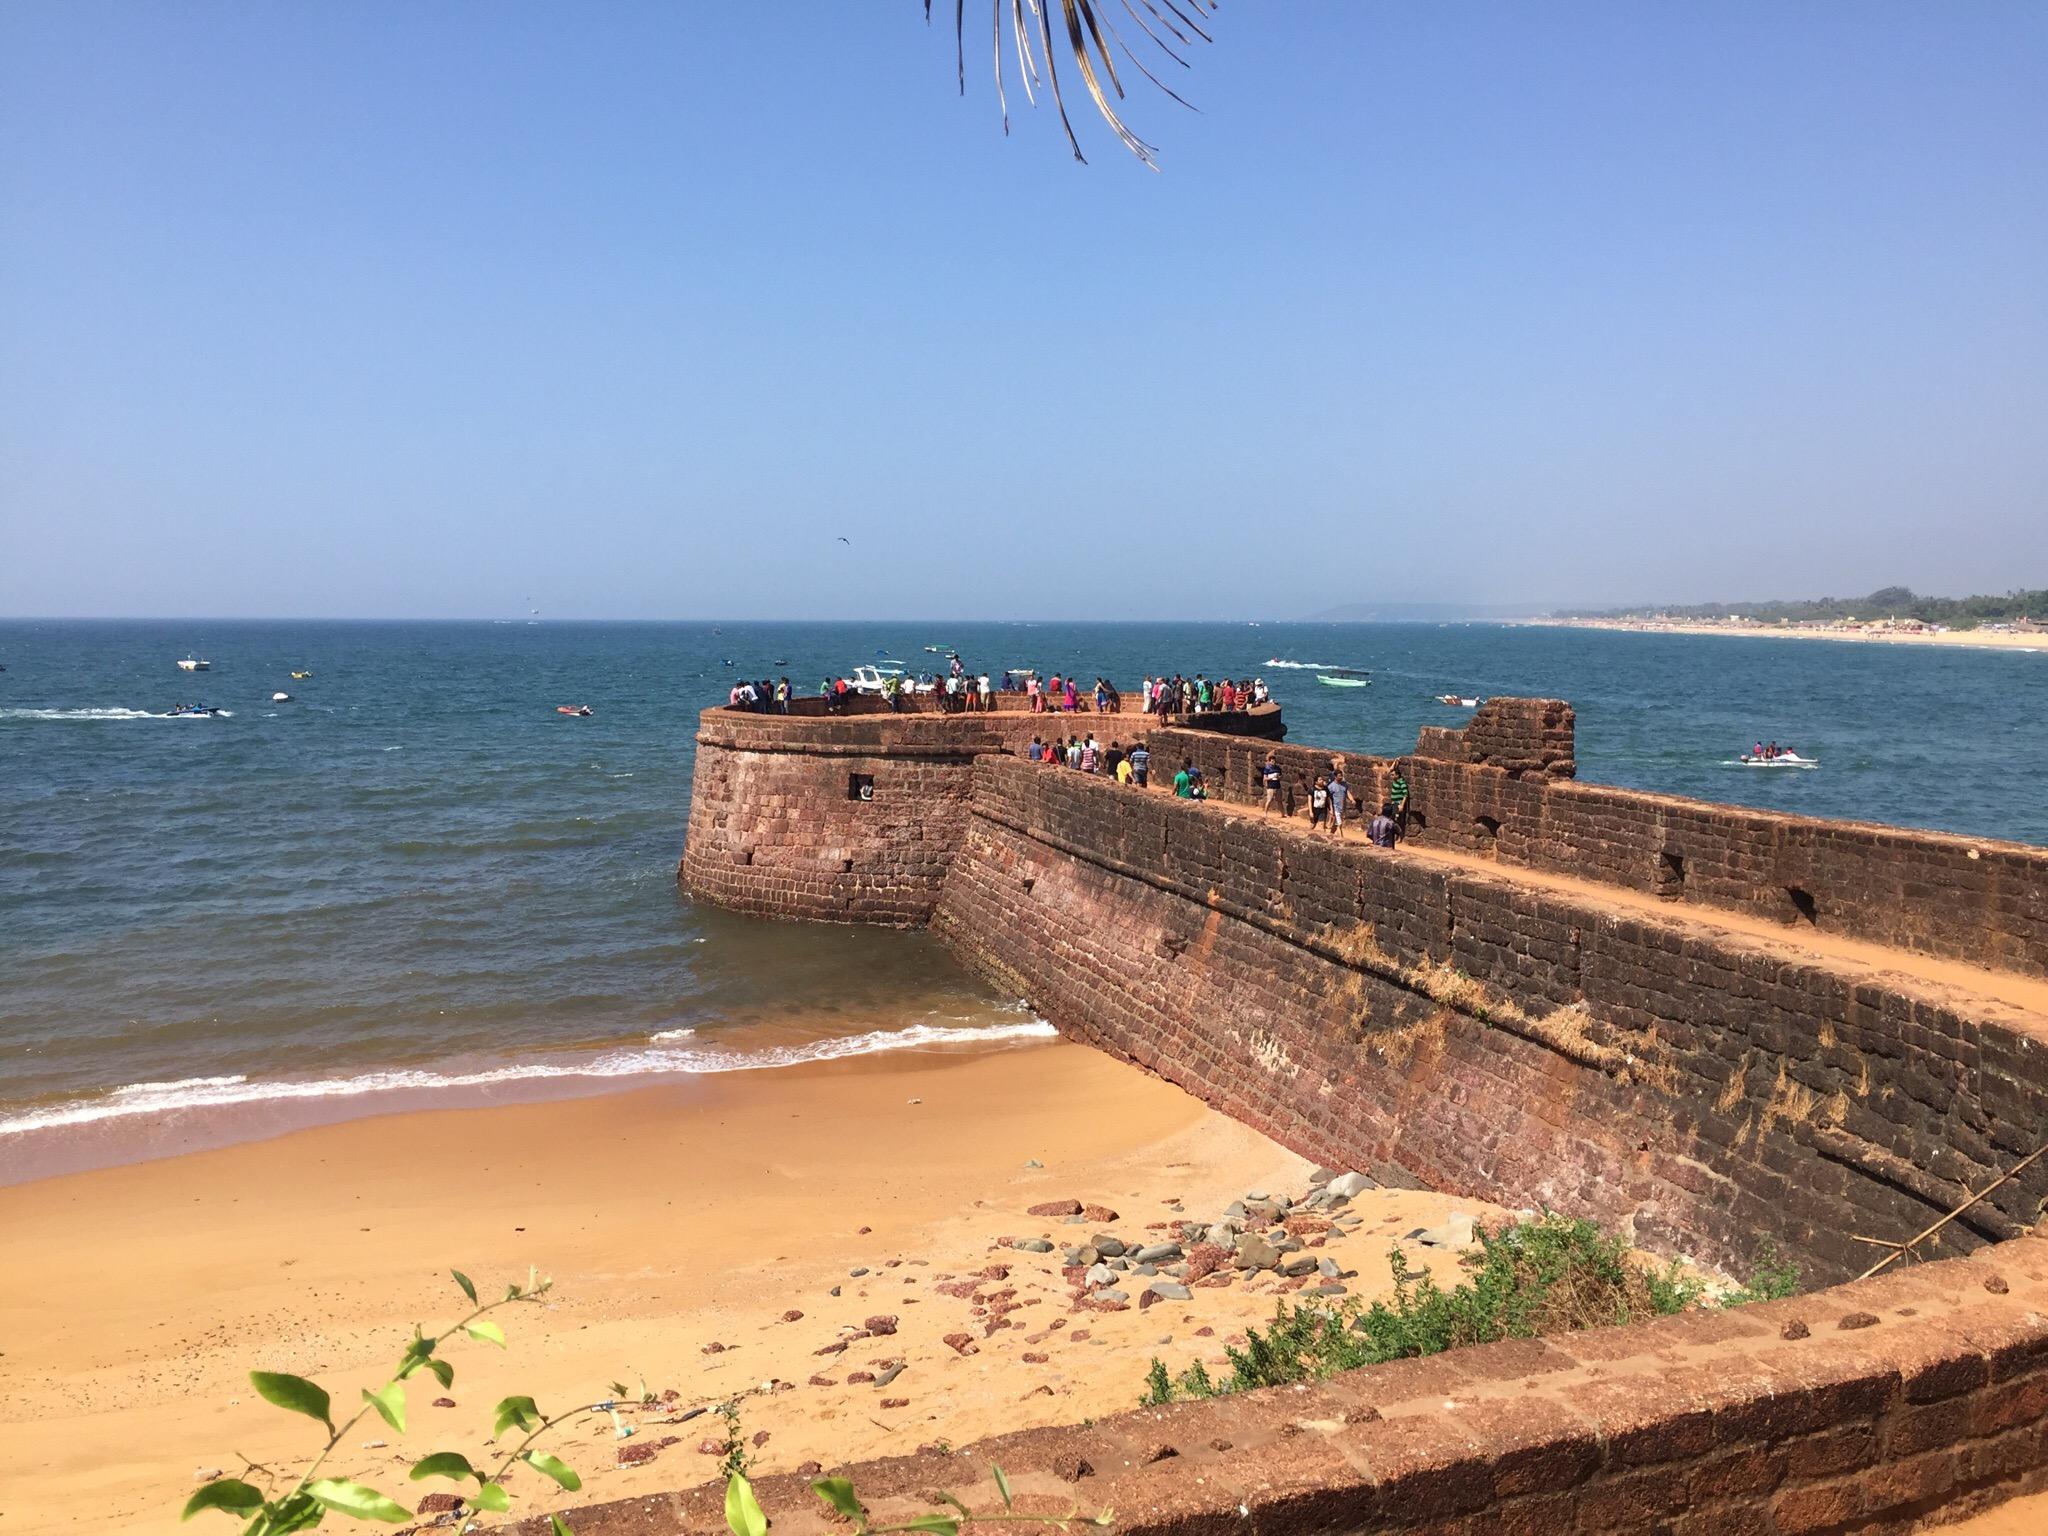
[3,2,2043,620]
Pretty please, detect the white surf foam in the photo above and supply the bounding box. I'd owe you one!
[648,1027,696,1042]
[0,1019,1058,1137]
[0,706,230,721]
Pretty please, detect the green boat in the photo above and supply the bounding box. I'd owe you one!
[1317,674,1370,688]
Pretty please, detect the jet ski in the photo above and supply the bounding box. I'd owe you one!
[1740,751,1818,769]
[556,704,593,717]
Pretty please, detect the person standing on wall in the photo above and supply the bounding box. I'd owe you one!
[1261,753,1282,814]
[1129,740,1150,788]
[1327,768,1349,836]
[1310,774,1329,830]
[1173,759,1194,798]
[1389,767,1411,833]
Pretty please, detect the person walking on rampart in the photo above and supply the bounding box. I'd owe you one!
[1389,768,1410,832]
[1129,741,1150,787]
[1173,759,1194,797]
[1310,774,1329,830]
[1261,753,1282,814]
[1327,768,1350,837]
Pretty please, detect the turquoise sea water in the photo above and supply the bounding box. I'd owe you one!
[3,618,2044,1155]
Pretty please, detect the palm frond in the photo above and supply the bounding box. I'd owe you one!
[926,0,1214,166]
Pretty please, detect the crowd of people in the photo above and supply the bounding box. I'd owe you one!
[728,658,1278,718]
[1135,674,1270,715]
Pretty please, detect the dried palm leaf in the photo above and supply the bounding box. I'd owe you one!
[925,0,1214,167]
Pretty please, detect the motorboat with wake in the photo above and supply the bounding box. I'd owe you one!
[556,704,593,717]
[165,704,226,717]
[1436,694,1481,708]
[1739,750,1818,769]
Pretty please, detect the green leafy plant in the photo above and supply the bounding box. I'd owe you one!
[1141,1213,1801,1404]
[1723,1239,1802,1305]
[722,1461,1110,1535]
[183,1269,602,1536]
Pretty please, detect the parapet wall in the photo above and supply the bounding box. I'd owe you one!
[1157,697,2048,979]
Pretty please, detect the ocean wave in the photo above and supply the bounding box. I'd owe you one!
[648,1027,696,1042]
[0,1018,1058,1137]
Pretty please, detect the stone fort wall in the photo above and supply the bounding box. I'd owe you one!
[683,697,2048,1276]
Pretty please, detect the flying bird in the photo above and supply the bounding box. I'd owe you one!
[837,536,851,545]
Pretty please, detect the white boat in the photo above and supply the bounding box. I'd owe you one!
[1740,751,1819,769]
[1437,695,1481,707]
[272,692,292,702]
[1317,674,1370,689]
[177,656,210,672]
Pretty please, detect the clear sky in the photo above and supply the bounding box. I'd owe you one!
[3,2,2043,620]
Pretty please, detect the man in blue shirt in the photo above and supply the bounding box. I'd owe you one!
[1129,743,1150,787]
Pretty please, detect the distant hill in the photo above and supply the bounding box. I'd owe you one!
[1552,586,2047,629]
[1304,601,1544,623]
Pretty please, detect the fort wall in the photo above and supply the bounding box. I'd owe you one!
[1156,697,2048,978]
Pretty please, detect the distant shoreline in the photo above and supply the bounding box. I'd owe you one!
[1518,617,2048,654]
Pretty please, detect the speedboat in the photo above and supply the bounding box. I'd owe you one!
[177,656,211,672]
[1317,674,1370,688]
[556,704,593,717]
[1437,695,1481,708]
[1740,751,1818,769]
[271,692,292,702]
[166,704,224,717]
[290,670,312,680]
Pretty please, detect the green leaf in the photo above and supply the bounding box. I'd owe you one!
[180,1478,264,1521]
[304,1479,409,1524]
[550,1518,575,1536]
[493,1394,542,1436]
[250,1371,333,1431]
[522,1450,582,1492]
[935,1491,970,1515]
[424,1357,454,1389]
[472,1483,511,1513]
[265,1492,328,1534]
[360,1381,406,1434]
[897,1519,959,1535]
[452,1269,477,1303]
[724,1472,767,1536]
[992,1462,1013,1509]
[505,1281,524,1300]
[465,1318,506,1348]
[810,1477,862,1519]
[409,1452,475,1483]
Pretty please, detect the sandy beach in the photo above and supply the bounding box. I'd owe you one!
[0,1039,1499,1536]
[1523,618,2048,653]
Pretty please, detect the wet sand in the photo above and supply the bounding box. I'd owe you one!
[0,1038,1496,1535]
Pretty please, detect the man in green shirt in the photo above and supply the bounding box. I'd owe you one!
[1173,761,1194,798]
[1389,769,1411,831]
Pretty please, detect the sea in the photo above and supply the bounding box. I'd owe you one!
[4,618,2045,1177]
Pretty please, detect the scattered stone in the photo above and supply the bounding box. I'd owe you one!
[814,1341,849,1356]
[1093,1235,1127,1258]
[751,1430,770,1448]
[1309,1166,1340,1186]
[1209,1439,1234,1452]
[874,1363,906,1387]
[830,1285,842,1297]
[1063,1215,1089,1225]
[1085,1263,1117,1288]
[781,1309,804,1323]
[431,1396,457,1408]
[1839,1311,1879,1331]
[1053,1454,1094,1483]
[1070,1329,1091,1341]
[1280,1255,1319,1279]
[1233,1234,1280,1271]
[1024,1158,1043,1168]
[417,1493,464,1515]
[1028,1199,1084,1218]
[1146,1444,1179,1463]
[1986,1275,2011,1295]
[1149,1281,1193,1301]
[695,1439,724,1456]
[1781,1320,1811,1340]
[797,1460,823,1477]
[1133,1242,1183,1264]
[865,1315,899,1336]
[847,1370,875,1385]
[849,1267,869,1278]
[943,1332,980,1355]
[1412,1213,1477,1250]
[1327,1172,1375,1198]
[1082,1204,1120,1223]
[857,1226,872,1235]
[620,1443,659,1466]
[1195,1326,1215,1337]
[881,1397,910,1409]
[808,1374,837,1387]
[1022,1351,1049,1363]
[1014,1239,1055,1253]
